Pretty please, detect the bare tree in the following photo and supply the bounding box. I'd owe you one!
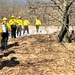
[51,0,75,42]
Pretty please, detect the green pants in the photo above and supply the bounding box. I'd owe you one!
[36,25,39,33]
[23,26,29,34]
[17,25,21,36]
[11,25,17,38]
[1,32,8,51]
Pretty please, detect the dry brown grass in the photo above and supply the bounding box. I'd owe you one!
[0,32,75,75]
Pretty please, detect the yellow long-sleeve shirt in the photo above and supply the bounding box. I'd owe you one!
[17,19,22,26]
[24,20,30,26]
[0,26,2,33]
[0,22,2,33]
[6,23,11,32]
[0,22,3,41]
[35,19,41,25]
[0,21,11,41]
[9,19,17,25]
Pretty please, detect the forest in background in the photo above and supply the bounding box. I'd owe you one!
[0,0,75,26]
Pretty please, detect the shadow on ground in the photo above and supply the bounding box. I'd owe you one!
[7,42,19,49]
[0,57,20,69]
[0,50,15,58]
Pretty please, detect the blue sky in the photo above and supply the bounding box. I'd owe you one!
[23,0,27,3]
[10,0,49,3]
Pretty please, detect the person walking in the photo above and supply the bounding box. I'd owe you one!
[0,17,11,55]
[17,16,23,36]
[23,18,30,34]
[35,17,41,33]
[9,15,17,38]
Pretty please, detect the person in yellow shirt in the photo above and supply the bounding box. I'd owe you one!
[17,16,23,36]
[0,17,11,54]
[35,17,41,33]
[23,18,30,34]
[9,15,17,38]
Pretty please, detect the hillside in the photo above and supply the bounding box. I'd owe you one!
[0,33,75,75]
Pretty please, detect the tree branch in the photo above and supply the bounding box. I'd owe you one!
[68,0,75,9]
[51,0,63,12]
[45,12,63,24]
[65,0,74,12]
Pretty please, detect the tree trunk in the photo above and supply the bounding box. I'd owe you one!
[58,12,71,42]
[58,25,67,42]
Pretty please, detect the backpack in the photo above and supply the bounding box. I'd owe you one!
[1,24,7,33]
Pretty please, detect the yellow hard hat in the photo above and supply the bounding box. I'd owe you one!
[3,17,7,21]
[11,15,15,18]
